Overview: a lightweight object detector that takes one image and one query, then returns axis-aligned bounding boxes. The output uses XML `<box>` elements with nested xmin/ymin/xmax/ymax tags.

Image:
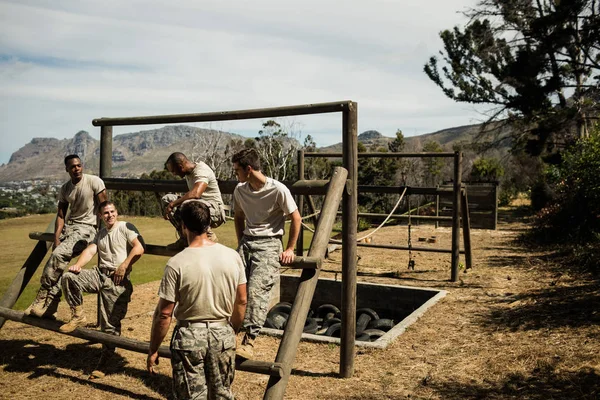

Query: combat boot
<box><xmin>41</xmin><ymin>294</ymin><xmax>60</xmax><ymax>320</ymax></box>
<box><xmin>59</xmin><ymin>305</ymin><xmax>87</xmax><ymax>333</ymax></box>
<box><xmin>24</xmin><ymin>288</ymin><xmax>48</xmax><ymax>316</ymax></box>
<box><xmin>236</xmin><ymin>334</ymin><xmax>255</xmax><ymax>359</ymax></box>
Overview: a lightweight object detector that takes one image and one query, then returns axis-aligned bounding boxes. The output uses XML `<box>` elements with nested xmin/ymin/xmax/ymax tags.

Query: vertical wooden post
<box><xmin>461</xmin><ymin>188</ymin><xmax>473</xmax><ymax>270</ymax></box>
<box><xmin>451</xmin><ymin>151</ymin><xmax>462</xmax><ymax>282</ymax></box>
<box><xmin>296</xmin><ymin>150</ymin><xmax>305</xmax><ymax>257</ymax></box>
<box><xmin>264</xmin><ymin>167</ymin><xmax>348</xmax><ymax>400</ymax></box>
<box><xmin>435</xmin><ymin>186</ymin><xmax>440</xmax><ymax>229</ymax></box>
<box><xmin>341</xmin><ymin>102</ymin><xmax>358</xmax><ymax>378</ymax></box>
<box><xmin>493</xmin><ymin>181</ymin><xmax>499</xmax><ymax>230</ymax></box>
<box><xmin>99</xmin><ymin>126</ymin><xmax>113</xmax><ymax>179</ymax></box>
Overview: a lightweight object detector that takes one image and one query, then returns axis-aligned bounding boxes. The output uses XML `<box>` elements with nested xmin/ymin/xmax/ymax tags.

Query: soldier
<box><xmin>148</xmin><ymin>201</ymin><xmax>247</xmax><ymax>399</ymax></box>
<box><xmin>25</xmin><ymin>154</ymin><xmax>107</xmax><ymax>318</ymax></box>
<box><xmin>59</xmin><ymin>201</ymin><xmax>145</xmax><ymax>379</ymax></box>
<box><xmin>231</xmin><ymin>148</ymin><xmax>301</xmax><ymax>359</ymax></box>
<box><xmin>162</xmin><ymin>152</ymin><xmax>226</xmax><ymax>248</ymax></box>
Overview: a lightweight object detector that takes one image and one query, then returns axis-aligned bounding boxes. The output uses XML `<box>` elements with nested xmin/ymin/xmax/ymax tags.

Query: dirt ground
<box><xmin>1</xmin><ymin>205</ymin><xmax>599</xmax><ymax>399</ymax></box>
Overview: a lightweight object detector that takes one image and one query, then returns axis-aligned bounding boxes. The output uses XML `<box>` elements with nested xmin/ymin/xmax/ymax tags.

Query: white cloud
<box><xmin>0</xmin><ymin>0</ymin><xmax>482</xmax><ymax>164</ymax></box>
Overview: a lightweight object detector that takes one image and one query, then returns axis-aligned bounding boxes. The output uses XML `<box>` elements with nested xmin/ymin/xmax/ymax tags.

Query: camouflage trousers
<box><xmin>170</xmin><ymin>323</ymin><xmax>236</xmax><ymax>400</ymax></box>
<box><xmin>238</xmin><ymin>236</ymin><xmax>282</xmax><ymax>339</ymax></box>
<box><xmin>162</xmin><ymin>194</ymin><xmax>226</xmax><ymax>241</ymax></box>
<box><xmin>40</xmin><ymin>223</ymin><xmax>97</xmax><ymax>299</ymax></box>
<box><xmin>61</xmin><ymin>266</ymin><xmax>133</xmax><ymax>351</ymax></box>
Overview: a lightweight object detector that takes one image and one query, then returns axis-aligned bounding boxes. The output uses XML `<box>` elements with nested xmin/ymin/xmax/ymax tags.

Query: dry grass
<box><xmin>1</xmin><ymin>205</ymin><xmax>599</xmax><ymax>399</ymax></box>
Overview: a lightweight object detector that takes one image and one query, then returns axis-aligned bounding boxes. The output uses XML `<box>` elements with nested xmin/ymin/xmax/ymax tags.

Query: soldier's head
<box><xmin>180</xmin><ymin>201</ymin><xmax>210</xmax><ymax>237</ymax></box>
<box><xmin>231</xmin><ymin>148</ymin><xmax>261</xmax><ymax>183</ymax></box>
<box><xmin>98</xmin><ymin>200</ymin><xmax>118</xmax><ymax>229</ymax></box>
<box><xmin>165</xmin><ymin>152</ymin><xmax>190</xmax><ymax>178</ymax></box>
<box><xmin>64</xmin><ymin>154</ymin><xmax>83</xmax><ymax>183</ymax></box>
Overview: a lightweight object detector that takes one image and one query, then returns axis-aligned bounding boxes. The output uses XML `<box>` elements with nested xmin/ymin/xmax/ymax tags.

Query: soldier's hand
<box><xmin>164</xmin><ymin>202</ymin><xmax>174</xmax><ymax>220</ymax></box>
<box><xmin>279</xmin><ymin>249</ymin><xmax>295</xmax><ymax>265</ymax></box>
<box><xmin>68</xmin><ymin>264</ymin><xmax>82</xmax><ymax>274</ymax></box>
<box><xmin>113</xmin><ymin>264</ymin><xmax>127</xmax><ymax>285</ymax></box>
<box><xmin>147</xmin><ymin>352</ymin><xmax>159</xmax><ymax>374</ymax></box>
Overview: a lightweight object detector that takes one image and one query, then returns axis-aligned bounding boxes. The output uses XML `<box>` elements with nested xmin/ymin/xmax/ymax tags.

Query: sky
<box><xmin>0</xmin><ymin>0</ymin><xmax>486</xmax><ymax>165</ymax></box>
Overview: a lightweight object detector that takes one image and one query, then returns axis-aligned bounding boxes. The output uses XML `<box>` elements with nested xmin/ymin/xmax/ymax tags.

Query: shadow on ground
<box><xmin>429</xmin><ymin>364</ymin><xmax>600</xmax><ymax>399</ymax></box>
<box><xmin>0</xmin><ymin>339</ymin><xmax>171</xmax><ymax>399</ymax></box>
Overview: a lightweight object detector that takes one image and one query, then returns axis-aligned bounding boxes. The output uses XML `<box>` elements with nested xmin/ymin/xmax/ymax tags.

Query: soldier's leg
<box><xmin>59</xmin><ymin>268</ymin><xmax>101</xmax><ymax>332</ymax></box>
<box><xmin>205</xmin><ymin>325</ymin><xmax>236</xmax><ymax>400</ymax></box>
<box><xmin>242</xmin><ymin>238</ymin><xmax>282</xmax><ymax>339</ymax></box>
<box><xmin>170</xmin><ymin>326</ymin><xmax>209</xmax><ymax>400</ymax></box>
<box><xmin>162</xmin><ymin>193</ymin><xmax>183</xmax><ymax>231</ymax></box>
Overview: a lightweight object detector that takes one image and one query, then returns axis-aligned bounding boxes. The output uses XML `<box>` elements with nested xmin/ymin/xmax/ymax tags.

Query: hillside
<box><xmin>0</xmin><ymin>126</ymin><xmax>244</xmax><ymax>182</ymax></box>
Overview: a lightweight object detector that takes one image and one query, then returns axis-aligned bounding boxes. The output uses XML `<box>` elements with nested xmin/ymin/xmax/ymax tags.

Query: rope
<box><xmin>305</xmin><ymin>187</ymin><xmax>408</xmax><ymax>244</ymax></box>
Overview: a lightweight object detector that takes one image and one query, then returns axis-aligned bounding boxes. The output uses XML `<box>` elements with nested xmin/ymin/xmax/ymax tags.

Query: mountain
<box><xmin>0</xmin><ymin>126</ymin><xmax>244</xmax><ymax>182</ymax></box>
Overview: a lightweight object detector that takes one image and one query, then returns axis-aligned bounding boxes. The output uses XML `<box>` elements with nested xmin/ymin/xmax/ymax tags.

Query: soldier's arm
<box><xmin>147</xmin><ymin>298</ymin><xmax>175</xmax><ymax>374</ymax></box>
<box><xmin>280</xmin><ymin>209</ymin><xmax>301</xmax><ymax>265</ymax></box>
<box><xmin>165</xmin><ymin>181</ymin><xmax>208</xmax><ymax>215</ymax></box>
<box><xmin>230</xmin><ymin>283</ymin><xmax>247</xmax><ymax>333</ymax></box>
<box><xmin>69</xmin><ymin>243</ymin><xmax>98</xmax><ymax>274</ymax></box>
<box><xmin>113</xmin><ymin>237</ymin><xmax>144</xmax><ymax>285</ymax></box>
<box><xmin>53</xmin><ymin>201</ymin><xmax>69</xmax><ymax>249</ymax></box>
<box><xmin>234</xmin><ymin>208</ymin><xmax>246</xmax><ymax>246</ymax></box>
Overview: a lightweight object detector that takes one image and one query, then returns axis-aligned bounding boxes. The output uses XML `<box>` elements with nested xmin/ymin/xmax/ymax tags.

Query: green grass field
<box><xmin>0</xmin><ymin>214</ymin><xmax>313</xmax><ymax>310</ymax></box>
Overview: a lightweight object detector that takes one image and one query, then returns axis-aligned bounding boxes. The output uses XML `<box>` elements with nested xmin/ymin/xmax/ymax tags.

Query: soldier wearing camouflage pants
<box><xmin>59</xmin><ymin>201</ymin><xmax>145</xmax><ymax>379</ymax></box>
<box><xmin>162</xmin><ymin>152</ymin><xmax>226</xmax><ymax>248</ymax></box>
<box><xmin>25</xmin><ymin>154</ymin><xmax>107</xmax><ymax>319</ymax></box>
<box><xmin>148</xmin><ymin>201</ymin><xmax>247</xmax><ymax>400</ymax></box>
<box><xmin>231</xmin><ymin>148</ymin><xmax>301</xmax><ymax>359</ymax></box>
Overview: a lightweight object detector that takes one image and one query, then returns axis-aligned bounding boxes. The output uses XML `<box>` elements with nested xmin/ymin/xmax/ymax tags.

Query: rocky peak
<box><xmin>358</xmin><ymin>130</ymin><xmax>383</xmax><ymax>140</ymax></box>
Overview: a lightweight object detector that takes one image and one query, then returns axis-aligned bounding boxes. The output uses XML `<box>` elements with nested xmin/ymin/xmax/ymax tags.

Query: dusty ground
<box><xmin>1</xmin><ymin>205</ymin><xmax>599</xmax><ymax>399</ymax></box>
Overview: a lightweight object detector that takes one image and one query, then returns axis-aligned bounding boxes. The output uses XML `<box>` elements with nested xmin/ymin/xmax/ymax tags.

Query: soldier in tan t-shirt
<box><xmin>148</xmin><ymin>201</ymin><xmax>246</xmax><ymax>399</ymax></box>
<box><xmin>59</xmin><ymin>200</ymin><xmax>145</xmax><ymax>379</ymax></box>
<box><xmin>25</xmin><ymin>154</ymin><xmax>107</xmax><ymax>319</ymax></box>
<box><xmin>162</xmin><ymin>152</ymin><xmax>226</xmax><ymax>248</ymax></box>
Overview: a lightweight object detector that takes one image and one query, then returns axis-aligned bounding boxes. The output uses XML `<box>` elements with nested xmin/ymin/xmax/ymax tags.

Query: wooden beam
<box><xmin>461</xmin><ymin>189</ymin><xmax>474</xmax><ymax>270</ymax></box>
<box><xmin>264</xmin><ymin>166</ymin><xmax>348</xmax><ymax>399</ymax></box>
<box><xmin>304</xmin><ymin>152</ymin><xmax>456</xmax><ymax>158</ymax></box>
<box><xmin>451</xmin><ymin>152</ymin><xmax>462</xmax><ymax>282</ymax></box>
<box><xmin>0</xmin><ymin>306</ymin><xmax>284</xmax><ymax>378</ymax></box>
<box><xmin>92</xmin><ymin>101</ymin><xmax>351</xmax><ymax>127</ymax></box>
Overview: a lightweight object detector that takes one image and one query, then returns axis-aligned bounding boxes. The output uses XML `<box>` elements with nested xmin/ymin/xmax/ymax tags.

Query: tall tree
<box><xmin>424</xmin><ymin>0</ymin><xmax>600</xmax><ymax>158</ymax></box>
<box><xmin>249</xmin><ymin>120</ymin><xmax>300</xmax><ymax>181</ymax></box>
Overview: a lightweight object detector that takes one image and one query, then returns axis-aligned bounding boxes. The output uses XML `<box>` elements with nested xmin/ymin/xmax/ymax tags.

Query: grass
<box><xmin>0</xmin><ymin>213</ymin><xmax>314</xmax><ymax>310</ymax></box>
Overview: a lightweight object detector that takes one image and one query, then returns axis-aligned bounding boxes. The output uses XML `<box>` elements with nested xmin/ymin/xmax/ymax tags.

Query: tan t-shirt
<box><xmin>233</xmin><ymin>177</ymin><xmax>298</xmax><ymax>237</ymax></box>
<box><xmin>185</xmin><ymin>161</ymin><xmax>224</xmax><ymax>206</ymax></box>
<box><xmin>59</xmin><ymin>174</ymin><xmax>106</xmax><ymax>226</ymax></box>
<box><xmin>95</xmin><ymin>221</ymin><xmax>140</xmax><ymax>272</ymax></box>
<box><xmin>158</xmin><ymin>244</ymin><xmax>246</xmax><ymax>321</ymax></box>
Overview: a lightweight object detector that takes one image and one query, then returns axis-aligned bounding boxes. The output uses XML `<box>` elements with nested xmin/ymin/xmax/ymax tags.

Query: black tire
<box><xmin>367</xmin><ymin>318</ymin><xmax>395</xmax><ymax>332</ymax></box>
<box><xmin>357</xmin><ymin>307</ymin><xmax>379</xmax><ymax>321</ymax></box>
<box><xmin>356</xmin><ymin>313</ymin><xmax>371</xmax><ymax>335</ymax></box>
<box><xmin>363</xmin><ymin>328</ymin><xmax>386</xmax><ymax>342</ymax></box>
<box><xmin>316</xmin><ymin>304</ymin><xmax>341</xmax><ymax>321</ymax></box>
<box><xmin>322</xmin><ymin>317</ymin><xmax>341</xmax><ymax>329</ymax></box>
<box><xmin>268</xmin><ymin>302</ymin><xmax>292</xmax><ymax>317</ymax></box>
<box><xmin>264</xmin><ymin>311</ymin><xmax>289</xmax><ymax>330</ymax></box>
<box><xmin>324</xmin><ymin>322</ymin><xmax>342</xmax><ymax>338</ymax></box>
<box><xmin>356</xmin><ymin>333</ymin><xmax>370</xmax><ymax>342</ymax></box>
<box><xmin>303</xmin><ymin>317</ymin><xmax>319</xmax><ymax>334</ymax></box>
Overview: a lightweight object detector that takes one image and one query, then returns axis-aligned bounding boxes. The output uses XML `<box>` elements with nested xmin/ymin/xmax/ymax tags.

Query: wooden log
<box><xmin>92</xmin><ymin>101</ymin><xmax>351</xmax><ymax>126</ymax></box>
<box><xmin>0</xmin><ymin>306</ymin><xmax>284</xmax><ymax>378</ymax></box>
<box><xmin>100</xmin><ymin>126</ymin><xmax>112</xmax><ymax>179</ymax></box>
<box><xmin>336</xmin><ymin>211</ymin><xmax>453</xmax><ymax>221</ymax></box>
<box><xmin>296</xmin><ymin>149</ymin><xmax>305</xmax><ymax>257</ymax></box>
<box><xmin>353</xmin><ymin>242</ymin><xmax>466</xmax><ymax>254</ymax></box>
<box><xmin>461</xmin><ymin>190</ymin><xmax>473</xmax><ymax>270</ymax></box>
<box><xmin>304</xmin><ymin>152</ymin><xmax>456</xmax><ymax>158</ymax></box>
<box><xmin>341</xmin><ymin>102</ymin><xmax>358</xmax><ymax>379</ymax></box>
<box><xmin>0</xmin><ymin>220</ymin><xmax>54</xmax><ymax>329</ymax></box>
<box><xmin>264</xmin><ymin>166</ymin><xmax>348</xmax><ymax>399</ymax></box>
<box><xmin>451</xmin><ymin>152</ymin><xmax>462</xmax><ymax>282</ymax></box>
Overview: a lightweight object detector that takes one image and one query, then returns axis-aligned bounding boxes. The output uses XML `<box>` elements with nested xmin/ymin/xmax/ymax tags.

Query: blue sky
<box><xmin>0</xmin><ymin>0</ymin><xmax>486</xmax><ymax>165</ymax></box>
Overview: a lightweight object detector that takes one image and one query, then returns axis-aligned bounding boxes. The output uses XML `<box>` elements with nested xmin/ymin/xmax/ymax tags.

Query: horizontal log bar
<box><xmin>342</xmin><ymin>212</ymin><xmax>453</xmax><ymax>221</ymax></box>
<box><xmin>92</xmin><ymin>101</ymin><xmax>351</xmax><ymax>126</ymax></box>
<box><xmin>103</xmin><ymin>178</ymin><xmax>333</xmax><ymax>196</ymax></box>
<box><xmin>29</xmin><ymin>233</ymin><xmax>319</xmax><ymax>269</ymax></box>
<box><xmin>331</xmin><ymin>241</ymin><xmax>465</xmax><ymax>254</ymax></box>
<box><xmin>304</xmin><ymin>152</ymin><xmax>456</xmax><ymax>158</ymax></box>
<box><xmin>357</xmin><ymin>185</ymin><xmax>454</xmax><ymax>196</ymax></box>
<box><xmin>0</xmin><ymin>306</ymin><xmax>284</xmax><ymax>378</ymax></box>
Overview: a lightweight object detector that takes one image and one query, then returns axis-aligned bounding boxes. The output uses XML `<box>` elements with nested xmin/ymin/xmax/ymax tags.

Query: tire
<box><xmin>367</xmin><ymin>318</ymin><xmax>395</xmax><ymax>332</ymax></box>
<box><xmin>324</xmin><ymin>322</ymin><xmax>342</xmax><ymax>338</ymax></box>
<box><xmin>264</xmin><ymin>311</ymin><xmax>289</xmax><ymax>330</ymax></box>
<box><xmin>316</xmin><ymin>304</ymin><xmax>341</xmax><ymax>321</ymax></box>
<box><xmin>357</xmin><ymin>307</ymin><xmax>379</xmax><ymax>321</ymax></box>
<box><xmin>303</xmin><ymin>317</ymin><xmax>319</xmax><ymax>334</ymax></box>
<box><xmin>363</xmin><ymin>328</ymin><xmax>386</xmax><ymax>341</ymax></box>
<box><xmin>356</xmin><ymin>313</ymin><xmax>371</xmax><ymax>335</ymax></box>
<box><xmin>268</xmin><ymin>302</ymin><xmax>292</xmax><ymax>317</ymax></box>
<box><xmin>356</xmin><ymin>333</ymin><xmax>370</xmax><ymax>342</ymax></box>
<box><xmin>321</xmin><ymin>317</ymin><xmax>341</xmax><ymax>329</ymax></box>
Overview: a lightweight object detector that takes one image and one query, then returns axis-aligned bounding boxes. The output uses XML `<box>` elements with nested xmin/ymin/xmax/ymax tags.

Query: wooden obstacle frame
<box><xmin>0</xmin><ymin>101</ymin><xmax>358</xmax><ymax>400</ymax></box>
